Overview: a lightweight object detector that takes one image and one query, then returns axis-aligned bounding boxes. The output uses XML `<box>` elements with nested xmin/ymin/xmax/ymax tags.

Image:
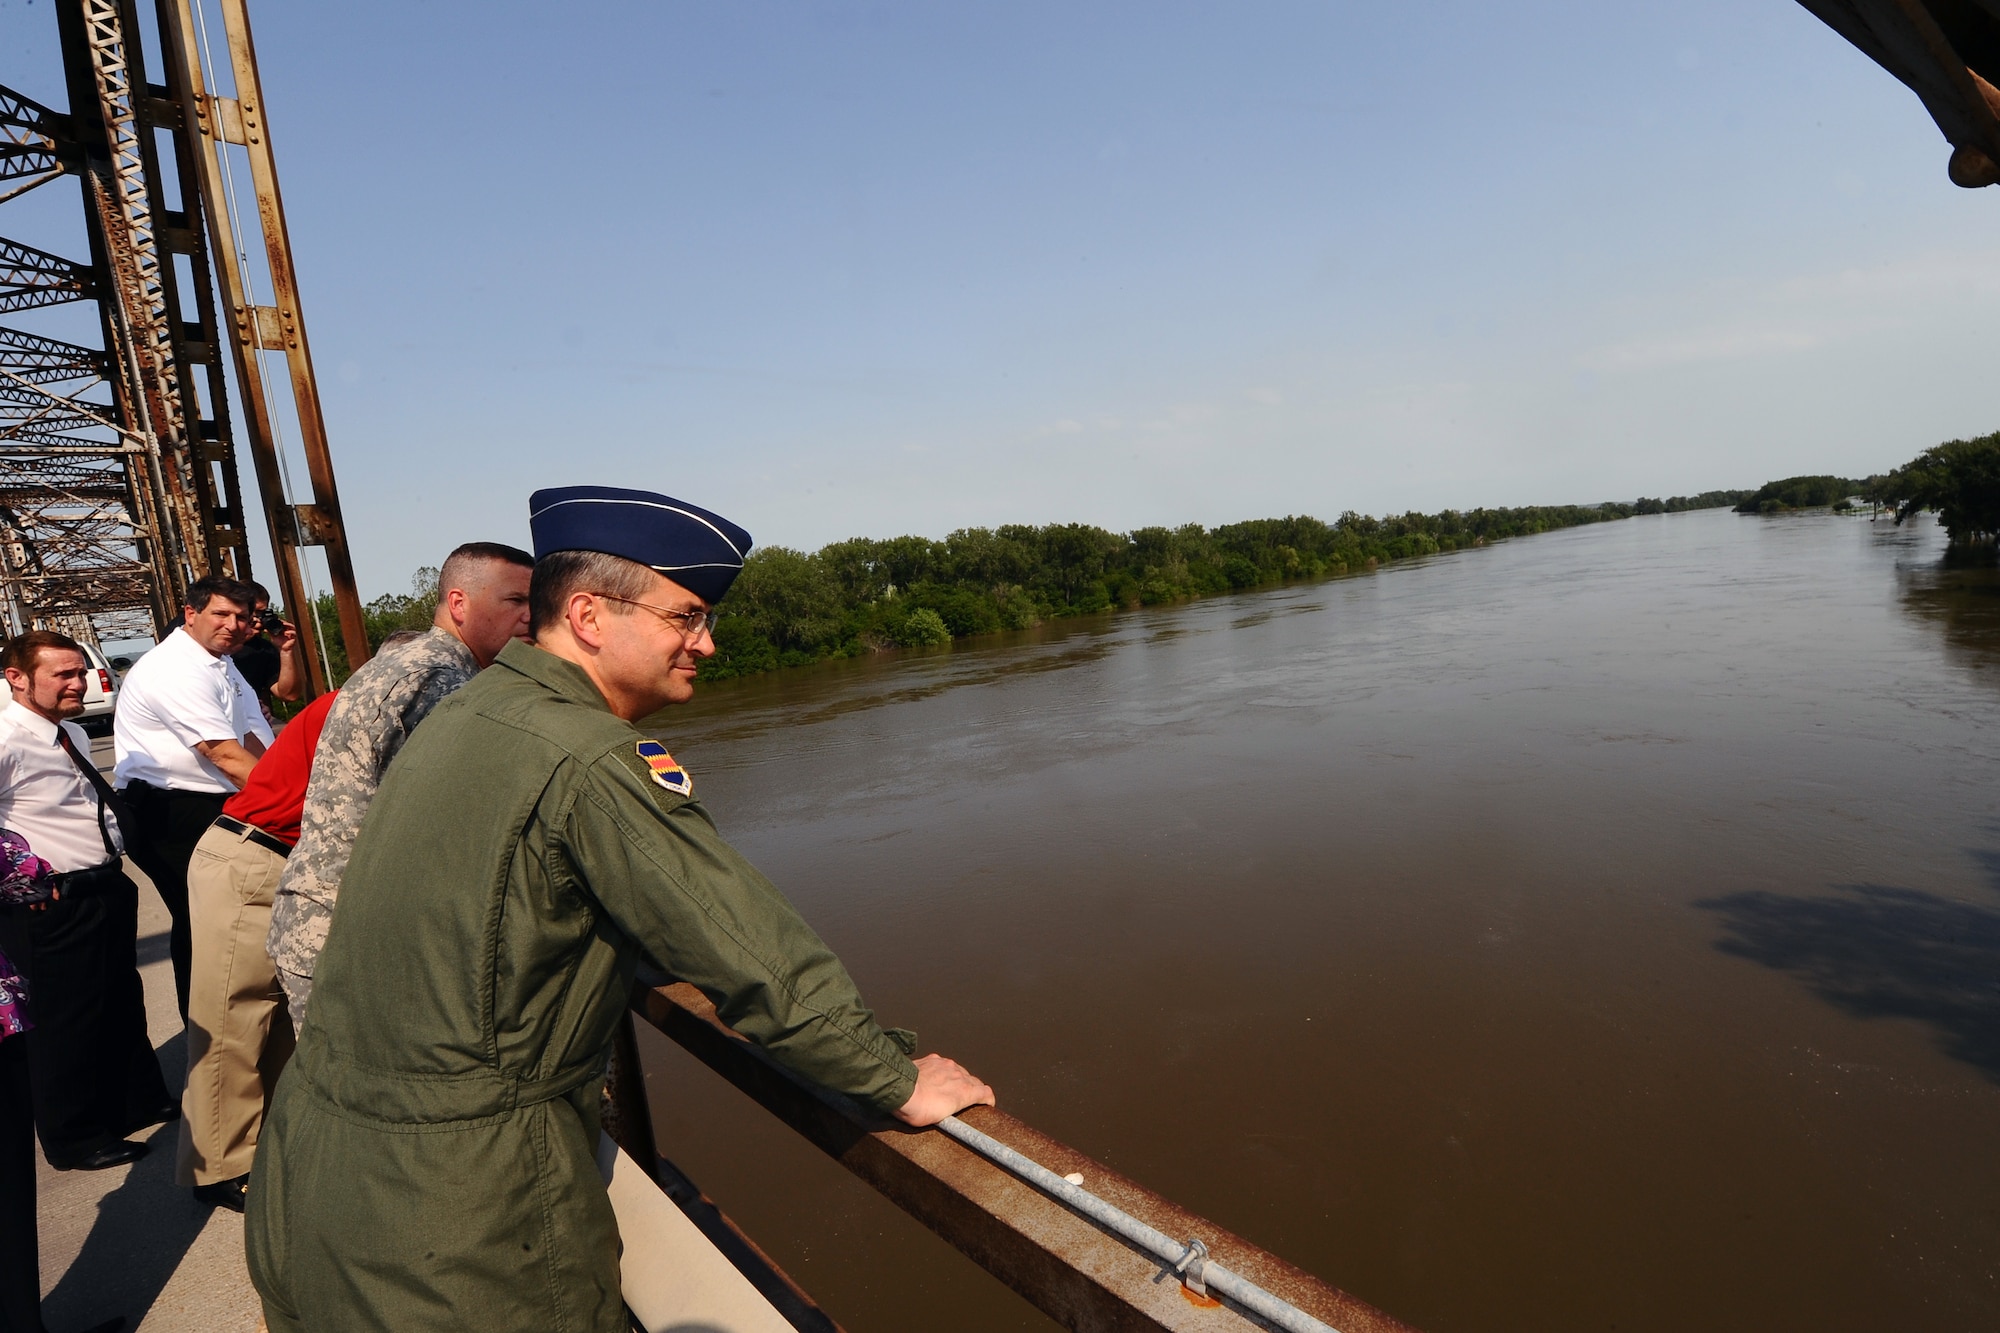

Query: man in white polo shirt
<box><xmin>0</xmin><ymin>629</ymin><xmax>173</xmax><ymax>1172</ymax></box>
<box><xmin>114</xmin><ymin>574</ymin><xmax>274</xmax><ymax>1020</ymax></box>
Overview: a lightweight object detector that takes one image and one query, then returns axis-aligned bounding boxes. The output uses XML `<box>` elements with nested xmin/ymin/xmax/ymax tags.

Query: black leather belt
<box><xmin>212</xmin><ymin>814</ymin><xmax>291</xmax><ymax>859</ymax></box>
<box><xmin>52</xmin><ymin>861</ymin><xmax>125</xmax><ymax>891</ymax></box>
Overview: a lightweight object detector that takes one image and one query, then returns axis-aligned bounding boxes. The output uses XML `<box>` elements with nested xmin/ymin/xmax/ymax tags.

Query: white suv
<box><xmin>75</xmin><ymin>641</ymin><xmax>120</xmax><ymax>737</ymax></box>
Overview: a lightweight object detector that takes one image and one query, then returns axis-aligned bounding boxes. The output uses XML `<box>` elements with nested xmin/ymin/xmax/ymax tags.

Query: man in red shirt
<box><xmin>175</xmin><ymin>681</ymin><xmax>340</xmax><ymax>1213</ymax></box>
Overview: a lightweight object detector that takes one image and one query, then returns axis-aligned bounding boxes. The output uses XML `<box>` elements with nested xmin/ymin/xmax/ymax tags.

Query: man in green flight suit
<box><xmin>245</xmin><ymin>485</ymin><xmax>994</xmax><ymax>1332</ymax></box>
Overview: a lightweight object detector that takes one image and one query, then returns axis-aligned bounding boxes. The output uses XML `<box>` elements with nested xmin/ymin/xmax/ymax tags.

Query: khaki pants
<box><xmin>177</xmin><ymin>822</ymin><xmax>296</xmax><ymax>1186</ymax></box>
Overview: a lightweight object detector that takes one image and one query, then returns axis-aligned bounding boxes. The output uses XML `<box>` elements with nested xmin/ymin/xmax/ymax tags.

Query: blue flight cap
<box><xmin>528</xmin><ymin>485</ymin><xmax>753</xmax><ymax>604</ymax></box>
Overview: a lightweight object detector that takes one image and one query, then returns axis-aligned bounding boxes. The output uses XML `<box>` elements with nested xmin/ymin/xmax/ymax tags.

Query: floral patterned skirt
<box><xmin>0</xmin><ymin>951</ymin><xmax>25</xmax><ymax>1040</ymax></box>
<box><xmin>0</xmin><ymin>826</ymin><xmax>59</xmax><ymax>1040</ymax></box>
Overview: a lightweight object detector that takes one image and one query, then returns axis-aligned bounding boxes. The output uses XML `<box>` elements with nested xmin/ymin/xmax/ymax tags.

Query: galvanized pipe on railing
<box><xmin>935</xmin><ymin>1115</ymin><xmax>1338</xmax><ymax>1333</ymax></box>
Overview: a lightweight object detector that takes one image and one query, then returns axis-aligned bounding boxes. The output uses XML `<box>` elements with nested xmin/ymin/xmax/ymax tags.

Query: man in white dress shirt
<box><xmin>113</xmin><ymin>575</ymin><xmax>273</xmax><ymax>1020</ymax></box>
<box><xmin>0</xmin><ymin>630</ymin><xmax>173</xmax><ymax>1171</ymax></box>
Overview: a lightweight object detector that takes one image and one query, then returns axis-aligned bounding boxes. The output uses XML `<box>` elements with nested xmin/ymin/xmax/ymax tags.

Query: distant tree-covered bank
<box><xmin>700</xmin><ymin>493</ymin><xmax>1751</xmax><ymax>680</ymax></box>
<box><xmin>1635</xmin><ymin>490</ymin><xmax>1756</xmax><ymax>515</ymax></box>
<box><xmin>297</xmin><ymin>491</ymin><xmax>1753</xmax><ymax>687</ymax></box>
<box><xmin>1733</xmin><ymin>476</ymin><xmax>1864</xmax><ymax>513</ymax></box>
<box><xmin>1869</xmin><ymin>431</ymin><xmax>2000</xmax><ymax>548</ymax></box>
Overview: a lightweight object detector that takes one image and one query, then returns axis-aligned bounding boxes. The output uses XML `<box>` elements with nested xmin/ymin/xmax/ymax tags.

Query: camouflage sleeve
<box><xmin>563</xmin><ymin>744</ymin><xmax>920</xmax><ymax>1117</ymax></box>
<box><xmin>273</xmin><ymin>961</ymin><xmax>313</xmax><ymax>1026</ymax></box>
<box><xmin>267</xmin><ymin>654</ymin><xmax>472</xmax><ymax>1002</ymax></box>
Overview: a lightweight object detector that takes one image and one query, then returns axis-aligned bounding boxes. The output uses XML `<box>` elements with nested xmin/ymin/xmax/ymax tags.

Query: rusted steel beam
<box><xmin>158</xmin><ymin>0</ymin><xmax>368</xmax><ymax>690</ymax></box>
<box><xmin>0</xmin><ymin>237</ymin><xmax>96</xmax><ymax>314</ymax></box>
<box><xmin>634</xmin><ymin>982</ymin><xmax>1418</xmax><ymax>1333</ymax></box>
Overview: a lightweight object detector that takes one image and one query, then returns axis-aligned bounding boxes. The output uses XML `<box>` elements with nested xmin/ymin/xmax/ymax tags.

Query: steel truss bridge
<box><xmin>1</xmin><ymin>0</ymin><xmax>366</xmax><ymax>691</ymax></box>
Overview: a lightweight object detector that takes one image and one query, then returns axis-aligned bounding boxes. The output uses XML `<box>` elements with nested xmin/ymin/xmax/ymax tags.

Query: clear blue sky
<box><xmin>4</xmin><ymin>1</ymin><xmax>1995</xmax><ymax>599</ymax></box>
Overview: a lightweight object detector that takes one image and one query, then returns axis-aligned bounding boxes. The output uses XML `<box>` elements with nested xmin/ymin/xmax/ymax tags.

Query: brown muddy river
<box><xmin>634</xmin><ymin>506</ymin><xmax>2000</xmax><ymax>1332</ymax></box>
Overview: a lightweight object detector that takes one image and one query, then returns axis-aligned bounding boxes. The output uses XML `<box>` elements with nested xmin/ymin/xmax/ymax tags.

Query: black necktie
<box><xmin>54</xmin><ymin>726</ymin><xmax>125</xmax><ymax>862</ymax></box>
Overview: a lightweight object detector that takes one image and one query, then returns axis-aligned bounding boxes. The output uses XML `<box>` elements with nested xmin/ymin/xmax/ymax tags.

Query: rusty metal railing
<box><xmin>610</xmin><ymin>981</ymin><xmax>1419</xmax><ymax>1333</ymax></box>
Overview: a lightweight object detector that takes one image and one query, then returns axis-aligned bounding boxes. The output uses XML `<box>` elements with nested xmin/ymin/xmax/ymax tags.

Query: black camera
<box><xmin>259</xmin><ymin>611</ymin><xmax>286</xmax><ymax>636</ymax></box>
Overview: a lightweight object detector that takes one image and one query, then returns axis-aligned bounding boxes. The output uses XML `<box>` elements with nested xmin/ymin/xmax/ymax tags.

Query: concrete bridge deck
<box><xmin>33</xmin><ymin>858</ymin><xmax>262</xmax><ymax>1332</ymax></box>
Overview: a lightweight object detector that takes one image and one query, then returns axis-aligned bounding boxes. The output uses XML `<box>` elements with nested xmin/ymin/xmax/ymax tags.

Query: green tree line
<box><xmin>278</xmin><ymin>422</ymin><xmax>2000</xmax><ymax>690</ymax></box>
<box><xmin>1634</xmin><ymin>490</ymin><xmax>1756</xmax><ymax>515</ymax></box>
<box><xmin>1869</xmin><ymin>429</ymin><xmax>2000</xmax><ymax>547</ymax></box>
<box><xmin>1732</xmin><ymin>476</ymin><xmax>1863</xmax><ymax>513</ymax></box>
<box><xmin>1720</xmin><ymin>429</ymin><xmax>2000</xmax><ymax>545</ymax></box>
<box><xmin>700</xmin><ymin>494</ymin><xmax>1750</xmax><ymax>679</ymax></box>
<box><xmin>293</xmin><ymin>492</ymin><xmax>1756</xmax><ymax>687</ymax></box>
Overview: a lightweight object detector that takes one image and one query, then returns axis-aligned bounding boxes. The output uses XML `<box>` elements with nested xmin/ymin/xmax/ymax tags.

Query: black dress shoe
<box><xmin>192</xmin><ymin>1173</ymin><xmax>248</xmax><ymax>1213</ymax></box>
<box><xmin>71</xmin><ymin>1317</ymin><xmax>126</xmax><ymax>1333</ymax></box>
<box><xmin>58</xmin><ymin>1140</ymin><xmax>147</xmax><ymax>1171</ymax></box>
<box><xmin>148</xmin><ymin>1102</ymin><xmax>182</xmax><ymax>1124</ymax></box>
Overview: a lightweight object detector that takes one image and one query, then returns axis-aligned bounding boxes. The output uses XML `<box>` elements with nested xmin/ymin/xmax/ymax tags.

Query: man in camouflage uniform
<box><xmin>267</xmin><ymin>542</ymin><xmax>532</xmax><ymax>1022</ymax></box>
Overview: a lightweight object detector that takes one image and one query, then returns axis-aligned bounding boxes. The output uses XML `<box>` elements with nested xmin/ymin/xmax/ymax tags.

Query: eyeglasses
<box><xmin>594</xmin><ymin>594</ymin><xmax>719</xmax><ymax>638</ymax></box>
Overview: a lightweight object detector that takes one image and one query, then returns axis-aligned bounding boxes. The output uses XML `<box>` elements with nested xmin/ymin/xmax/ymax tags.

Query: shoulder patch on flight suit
<box><xmin>635</xmin><ymin>739</ymin><xmax>693</xmax><ymax>797</ymax></box>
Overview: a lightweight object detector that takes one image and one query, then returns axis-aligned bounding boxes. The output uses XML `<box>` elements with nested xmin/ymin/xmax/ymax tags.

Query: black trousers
<box><xmin>118</xmin><ymin>783</ymin><xmax>226</xmax><ymax>1021</ymax></box>
<box><xmin>0</xmin><ymin>870</ymin><xmax>168</xmax><ymax>1169</ymax></box>
<box><xmin>0</xmin><ymin>1036</ymin><xmax>40</xmax><ymax>1333</ymax></box>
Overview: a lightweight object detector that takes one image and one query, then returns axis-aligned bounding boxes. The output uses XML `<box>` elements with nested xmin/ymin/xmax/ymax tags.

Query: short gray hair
<box><xmin>529</xmin><ymin>549</ymin><xmax>656</xmax><ymax>636</ymax></box>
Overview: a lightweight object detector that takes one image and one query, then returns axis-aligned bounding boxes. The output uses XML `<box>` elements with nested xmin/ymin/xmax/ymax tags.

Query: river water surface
<box><xmin>635</xmin><ymin>506</ymin><xmax>2000</xmax><ymax>1332</ymax></box>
